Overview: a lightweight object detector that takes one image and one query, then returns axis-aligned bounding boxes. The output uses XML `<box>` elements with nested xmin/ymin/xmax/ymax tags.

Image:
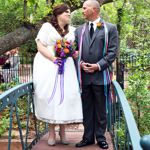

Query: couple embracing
<box><xmin>33</xmin><ymin>0</ymin><xmax>118</xmax><ymax>149</ymax></box>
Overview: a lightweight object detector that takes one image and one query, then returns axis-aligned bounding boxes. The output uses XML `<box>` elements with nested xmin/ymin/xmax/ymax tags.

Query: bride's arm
<box><xmin>36</xmin><ymin>40</ymin><xmax>57</xmax><ymax>62</ymax></box>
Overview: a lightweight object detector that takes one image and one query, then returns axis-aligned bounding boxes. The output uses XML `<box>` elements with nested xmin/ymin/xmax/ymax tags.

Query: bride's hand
<box><xmin>72</xmin><ymin>51</ymin><xmax>79</xmax><ymax>59</ymax></box>
<box><xmin>53</xmin><ymin>57</ymin><xmax>62</xmax><ymax>66</ymax></box>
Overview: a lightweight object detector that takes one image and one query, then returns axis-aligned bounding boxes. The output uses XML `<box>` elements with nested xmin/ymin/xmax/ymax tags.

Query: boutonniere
<box><xmin>96</xmin><ymin>22</ymin><xmax>103</xmax><ymax>29</ymax></box>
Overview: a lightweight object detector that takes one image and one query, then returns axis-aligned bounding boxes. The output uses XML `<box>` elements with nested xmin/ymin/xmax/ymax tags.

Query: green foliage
<box><xmin>0</xmin><ymin>77</ymin><xmax>19</xmax><ymax>92</ymax></box>
<box><xmin>27</xmin><ymin>1</ymin><xmax>52</xmax><ymax>24</ymax></box>
<box><xmin>100</xmin><ymin>3</ymin><xmax>118</xmax><ymax>24</ymax></box>
<box><xmin>71</xmin><ymin>3</ymin><xmax>118</xmax><ymax>26</ymax></box>
<box><xmin>71</xmin><ymin>9</ymin><xmax>85</xmax><ymax>26</ymax></box>
<box><xmin>125</xmin><ymin>69</ymin><xmax>150</xmax><ymax>135</ymax></box>
<box><xmin>117</xmin><ymin>127</ymin><xmax>124</xmax><ymax>138</ymax></box>
<box><xmin>20</xmin><ymin>39</ymin><xmax>37</xmax><ymax>55</ymax></box>
<box><xmin>0</xmin><ymin>94</ymin><xmax>31</xmax><ymax>137</ymax></box>
<box><xmin>117</xmin><ymin>0</ymin><xmax>150</xmax><ymax>53</ymax></box>
<box><xmin>0</xmin><ymin>0</ymin><xmax>52</xmax><ymax>35</ymax></box>
<box><xmin>0</xmin><ymin>0</ymin><xmax>150</xmax><ymax>55</ymax></box>
<box><xmin>0</xmin><ymin>116</ymin><xmax>9</xmax><ymax>137</ymax></box>
<box><xmin>0</xmin><ymin>0</ymin><xmax>22</xmax><ymax>36</ymax></box>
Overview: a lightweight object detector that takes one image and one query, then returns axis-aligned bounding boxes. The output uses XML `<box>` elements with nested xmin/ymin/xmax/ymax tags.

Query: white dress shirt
<box><xmin>89</xmin><ymin>17</ymin><xmax>101</xmax><ymax>71</ymax></box>
<box><xmin>89</xmin><ymin>17</ymin><xmax>101</xmax><ymax>31</ymax></box>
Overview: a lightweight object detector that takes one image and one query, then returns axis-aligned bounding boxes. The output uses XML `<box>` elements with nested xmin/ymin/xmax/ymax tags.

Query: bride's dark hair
<box><xmin>50</xmin><ymin>4</ymin><xmax>70</xmax><ymax>37</ymax></box>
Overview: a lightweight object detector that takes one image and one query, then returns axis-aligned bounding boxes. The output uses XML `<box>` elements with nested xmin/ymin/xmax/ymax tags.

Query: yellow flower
<box><xmin>96</xmin><ymin>22</ymin><xmax>102</xmax><ymax>29</ymax></box>
<box><xmin>56</xmin><ymin>40</ymin><xmax>61</xmax><ymax>44</ymax></box>
<box><xmin>57</xmin><ymin>44</ymin><xmax>62</xmax><ymax>48</ymax></box>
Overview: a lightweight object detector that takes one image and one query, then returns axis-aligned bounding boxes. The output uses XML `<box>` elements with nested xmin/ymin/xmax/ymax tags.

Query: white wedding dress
<box><xmin>33</xmin><ymin>22</ymin><xmax>83</xmax><ymax>124</ymax></box>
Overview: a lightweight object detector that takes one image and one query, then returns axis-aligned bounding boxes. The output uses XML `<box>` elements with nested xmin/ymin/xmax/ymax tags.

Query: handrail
<box><xmin>0</xmin><ymin>82</ymin><xmax>48</xmax><ymax>150</ymax></box>
<box><xmin>0</xmin><ymin>81</ymin><xmax>149</xmax><ymax>150</ymax></box>
<box><xmin>112</xmin><ymin>81</ymin><xmax>142</xmax><ymax>150</ymax></box>
<box><xmin>0</xmin><ymin>82</ymin><xmax>33</xmax><ymax>111</ymax></box>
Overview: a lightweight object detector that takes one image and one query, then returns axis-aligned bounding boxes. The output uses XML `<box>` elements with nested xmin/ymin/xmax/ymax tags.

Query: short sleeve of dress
<box><xmin>35</xmin><ymin>23</ymin><xmax>50</xmax><ymax>46</ymax></box>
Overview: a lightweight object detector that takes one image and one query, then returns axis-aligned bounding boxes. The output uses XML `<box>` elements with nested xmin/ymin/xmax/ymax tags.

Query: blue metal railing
<box><xmin>0</xmin><ymin>81</ymin><xmax>150</xmax><ymax>150</ymax></box>
<box><xmin>107</xmin><ymin>81</ymin><xmax>150</xmax><ymax>150</ymax></box>
<box><xmin>0</xmin><ymin>82</ymin><xmax>48</xmax><ymax>150</ymax></box>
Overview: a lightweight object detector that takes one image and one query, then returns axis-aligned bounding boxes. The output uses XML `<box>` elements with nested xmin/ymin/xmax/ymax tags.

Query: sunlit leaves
<box><xmin>101</xmin><ymin>3</ymin><xmax>118</xmax><ymax>23</ymax></box>
<box><xmin>113</xmin><ymin>0</ymin><xmax>150</xmax><ymax>52</ymax></box>
<box><xmin>28</xmin><ymin>0</ymin><xmax>36</xmax><ymax>5</ymax></box>
<box><xmin>71</xmin><ymin>9</ymin><xmax>85</xmax><ymax>26</ymax></box>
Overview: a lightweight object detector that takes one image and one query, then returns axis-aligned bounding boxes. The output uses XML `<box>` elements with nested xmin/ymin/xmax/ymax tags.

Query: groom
<box><xmin>75</xmin><ymin>0</ymin><xmax>118</xmax><ymax>149</ymax></box>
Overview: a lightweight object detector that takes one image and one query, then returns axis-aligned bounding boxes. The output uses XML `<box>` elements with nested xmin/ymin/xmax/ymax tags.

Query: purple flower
<box><xmin>60</xmin><ymin>51</ymin><xmax>66</xmax><ymax>58</ymax></box>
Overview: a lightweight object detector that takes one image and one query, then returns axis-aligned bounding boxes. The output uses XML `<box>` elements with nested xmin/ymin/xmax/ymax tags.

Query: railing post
<box><xmin>140</xmin><ymin>135</ymin><xmax>150</xmax><ymax>150</ymax></box>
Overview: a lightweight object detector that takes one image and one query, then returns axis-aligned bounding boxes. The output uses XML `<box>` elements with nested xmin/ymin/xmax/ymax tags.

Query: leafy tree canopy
<box><xmin>0</xmin><ymin>0</ymin><xmax>150</xmax><ymax>54</ymax></box>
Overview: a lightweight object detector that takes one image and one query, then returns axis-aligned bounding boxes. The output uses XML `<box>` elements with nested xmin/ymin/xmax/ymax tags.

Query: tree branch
<box><xmin>0</xmin><ymin>0</ymin><xmax>114</xmax><ymax>55</ymax></box>
<box><xmin>0</xmin><ymin>27</ymin><xmax>37</xmax><ymax>55</ymax></box>
<box><xmin>98</xmin><ymin>0</ymin><xmax>113</xmax><ymax>5</ymax></box>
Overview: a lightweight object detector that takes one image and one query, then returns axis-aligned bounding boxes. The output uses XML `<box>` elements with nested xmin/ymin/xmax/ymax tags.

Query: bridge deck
<box><xmin>32</xmin><ymin>125</ymin><xmax>114</xmax><ymax>150</ymax></box>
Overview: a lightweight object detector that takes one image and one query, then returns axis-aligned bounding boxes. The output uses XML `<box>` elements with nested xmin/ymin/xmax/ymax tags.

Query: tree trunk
<box><xmin>116</xmin><ymin>8</ymin><xmax>124</xmax><ymax>88</ymax></box>
<box><xmin>0</xmin><ymin>27</ymin><xmax>37</xmax><ymax>55</ymax></box>
<box><xmin>98</xmin><ymin>0</ymin><xmax>113</xmax><ymax>5</ymax></box>
<box><xmin>23</xmin><ymin>0</ymin><xmax>27</xmax><ymax>20</ymax></box>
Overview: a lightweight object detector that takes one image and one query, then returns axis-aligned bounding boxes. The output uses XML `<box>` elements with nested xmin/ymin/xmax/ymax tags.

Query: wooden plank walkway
<box><xmin>32</xmin><ymin>125</ymin><xmax>114</xmax><ymax>150</ymax></box>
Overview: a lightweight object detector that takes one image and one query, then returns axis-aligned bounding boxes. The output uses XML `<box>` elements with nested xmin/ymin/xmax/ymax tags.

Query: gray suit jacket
<box><xmin>75</xmin><ymin>20</ymin><xmax>118</xmax><ymax>85</ymax></box>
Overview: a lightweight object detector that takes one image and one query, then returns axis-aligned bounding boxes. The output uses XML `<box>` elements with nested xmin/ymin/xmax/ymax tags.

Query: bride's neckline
<box><xmin>47</xmin><ymin>22</ymin><xmax>70</xmax><ymax>38</ymax></box>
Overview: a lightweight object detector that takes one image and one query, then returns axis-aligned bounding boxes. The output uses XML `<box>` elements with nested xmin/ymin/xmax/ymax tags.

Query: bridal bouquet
<box><xmin>55</xmin><ymin>39</ymin><xmax>75</xmax><ymax>59</ymax></box>
<box><xmin>48</xmin><ymin>39</ymin><xmax>76</xmax><ymax>104</ymax></box>
<box><xmin>54</xmin><ymin>39</ymin><xmax>75</xmax><ymax>74</ymax></box>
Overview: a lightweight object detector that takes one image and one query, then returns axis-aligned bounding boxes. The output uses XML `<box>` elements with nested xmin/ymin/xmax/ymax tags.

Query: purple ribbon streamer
<box><xmin>58</xmin><ymin>59</ymin><xmax>66</xmax><ymax>74</ymax></box>
<box><xmin>48</xmin><ymin>59</ymin><xmax>66</xmax><ymax>105</ymax></box>
<box><xmin>48</xmin><ymin>69</ymin><xmax>59</xmax><ymax>104</ymax></box>
<box><xmin>59</xmin><ymin>73</ymin><xmax>64</xmax><ymax>105</ymax></box>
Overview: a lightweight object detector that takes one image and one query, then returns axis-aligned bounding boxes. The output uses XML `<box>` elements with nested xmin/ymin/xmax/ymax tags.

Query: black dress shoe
<box><xmin>76</xmin><ymin>139</ymin><xmax>94</xmax><ymax>147</ymax></box>
<box><xmin>98</xmin><ymin>141</ymin><xmax>108</xmax><ymax>149</ymax></box>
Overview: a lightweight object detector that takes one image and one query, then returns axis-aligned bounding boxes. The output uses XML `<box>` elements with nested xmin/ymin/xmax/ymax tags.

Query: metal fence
<box><xmin>0</xmin><ymin>54</ymin><xmax>35</xmax><ymax>84</ymax></box>
<box><xmin>120</xmin><ymin>53</ymin><xmax>150</xmax><ymax>72</ymax></box>
<box><xmin>118</xmin><ymin>53</ymin><xmax>150</xmax><ymax>88</ymax></box>
<box><xmin>0</xmin><ymin>53</ymin><xmax>150</xmax><ymax>86</ymax></box>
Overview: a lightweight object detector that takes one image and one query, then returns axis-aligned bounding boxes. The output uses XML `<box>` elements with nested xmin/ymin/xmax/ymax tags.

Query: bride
<box><xmin>33</xmin><ymin>4</ymin><xmax>83</xmax><ymax>146</ymax></box>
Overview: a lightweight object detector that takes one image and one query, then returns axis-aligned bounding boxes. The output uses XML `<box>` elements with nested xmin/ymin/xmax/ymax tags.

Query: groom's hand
<box><xmin>81</xmin><ymin>62</ymin><xmax>91</xmax><ymax>73</ymax></box>
<box><xmin>81</xmin><ymin>62</ymin><xmax>95</xmax><ymax>73</ymax></box>
<box><xmin>86</xmin><ymin>63</ymin><xmax>99</xmax><ymax>73</ymax></box>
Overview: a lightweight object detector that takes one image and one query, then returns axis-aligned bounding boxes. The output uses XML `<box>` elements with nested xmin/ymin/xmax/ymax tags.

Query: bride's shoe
<box><xmin>59</xmin><ymin>125</ymin><xmax>69</xmax><ymax>145</ymax></box>
<box><xmin>48</xmin><ymin>126</ymin><xmax>56</xmax><ymax>146</ymax></box>
<box><xmin>47</xmin><ymin>136</ymin><xmax>56</xmax><ymax>146</ymax></box>
<box><xmin>59</xmin><ymin>131</ymin><xmax>69</xmax><ymax>145</ymax></box>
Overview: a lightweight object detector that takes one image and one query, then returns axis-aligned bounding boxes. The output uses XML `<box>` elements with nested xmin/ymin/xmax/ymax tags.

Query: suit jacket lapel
<box><xmin>84</xmin><ymin>23</ymin><xmax>90</xmax><ymax>47</ymax></box>
<box><xmin>89</xmin><ymin>19</ymin><xmax>104</xmax><ymax>47</ymax></box>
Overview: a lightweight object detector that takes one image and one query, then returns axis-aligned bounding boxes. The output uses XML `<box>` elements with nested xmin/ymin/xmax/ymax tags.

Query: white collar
<box><xmin>89</xmin><ymin>17</ymin><xmax>101</xmax><ymax>31</ymax></box>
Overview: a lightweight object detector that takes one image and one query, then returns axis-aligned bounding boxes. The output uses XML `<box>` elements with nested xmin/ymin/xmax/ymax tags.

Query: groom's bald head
<box><xmin>82</xmin><ymin>0</ymin><xmax>100</xmax><ymax>21</ymax></box>
<box><xmin>84</xmin><ymin>0</ymin><xmax>100</xmax><ymax>13</ymax></box>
